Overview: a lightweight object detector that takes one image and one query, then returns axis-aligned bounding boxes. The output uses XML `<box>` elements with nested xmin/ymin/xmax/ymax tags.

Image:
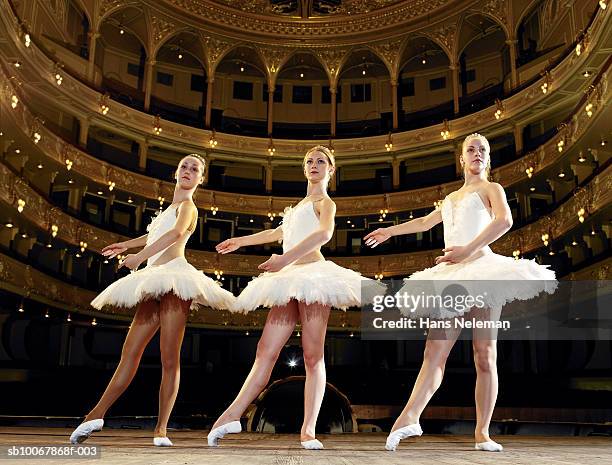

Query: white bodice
<box><xmin>145</xmin><ymin>205</ymin><xmax>193</xmax><ymax>265</ymax></box>
<box><xmin>441</xmin><ymin>191</ymin><xmax>494</xmax><ymax>250</ymax></box>
<box><xmin>280</xmin><ymin>201</ymin><xmax>320</xmax><ymax>253</ymax></box>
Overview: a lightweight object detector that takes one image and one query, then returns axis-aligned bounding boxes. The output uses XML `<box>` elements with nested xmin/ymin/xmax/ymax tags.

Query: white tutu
<box><xmin>232</xmin><ymin>259</ymin><xmax>385</xmax><ymax>313</ymax></box>
<box><xmin>91</xmin><ymin>256</ymin><xmax>235</xmax><ymax>311</ymax></box>
<box><xmin>398</xmin><ymin>251</ymin><xmax>558</xmax><ymax>318</ymax></box>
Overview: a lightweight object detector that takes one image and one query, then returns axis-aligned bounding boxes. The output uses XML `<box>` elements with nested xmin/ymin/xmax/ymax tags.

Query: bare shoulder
<box><xmin>319</xmin><ymin>196</ymin><xmax>336</xmax><ymax>210</ymax></box>
<box><xmin>314</xmin><ymin>196</ymin><xmax>336</xmax><ymax>216</ymax></box>
<box><xmin>177</xmin><ymin>200</ymin><xmax>198</xmax><ymax>216</ymax></box>
<box><xmin>485</xmin><ymin>182</ymin><xmax>507</xmax><ymax>198</ymax></box>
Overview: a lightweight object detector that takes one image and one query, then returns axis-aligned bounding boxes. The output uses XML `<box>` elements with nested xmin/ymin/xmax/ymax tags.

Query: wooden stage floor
<box><xmin>0</xmin><ymin>427</ymin><xmax>611</xmax><ymax>464</ymax></box>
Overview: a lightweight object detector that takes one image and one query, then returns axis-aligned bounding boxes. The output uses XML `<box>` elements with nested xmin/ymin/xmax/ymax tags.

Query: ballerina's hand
<box><xmin>102</xmin><ymin>242</ymin><xmax>127</xmax><ymax>259</ymax></box>
<box><xmin>434</xmin><ymin>245</ymin><xmax>473</xmax><ymax>265</ymax></box>
<box><xmin>216</xmin><ymin>238</ymin><xmax>242</xmax><ymax>254</ymax></box>
<box><xmin>118</xmin><ymin>253</ymin><xmax>143</xmax><ymax>271</ymax></box>
<box><xmin>258</xmin><ymin>254</ymin><xmax>287</xmax><ymax>272</ymax></box>
<box><xmin>363</xmin><ymin>228</ymin><xmax>391</xmax><ymax>248</ymax></box>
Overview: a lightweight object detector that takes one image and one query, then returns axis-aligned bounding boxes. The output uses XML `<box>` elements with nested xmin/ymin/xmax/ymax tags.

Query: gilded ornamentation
<box><xmin>211</xmin><ymin>0</ymin><xmax>271</xmax><ymax>14</ymax></box>
<box><xmin>480</xmin><ymin>0</ymin><xmax>508</xmax><ymax>29</ymax></box>
<box><xmin>332</xmin><ymin>0</ymin><xmax>405</xmax><ymax>16</ymax></box>
<box><xmin>99</xmin><ymin>0</ymin><xmax>127</xmax><ymax>18</ymax></box>
<box><xmin>168</xmin><ymin>0</ymin><xmax>449</xmax><ymax>37</ymax></box>
<box><xmin>314</xmin><ymin>47</ymin><xmax>349</xmax><ymax>81</ymax></box>
<box><xmin>201</xmin><ymin>35</ymin><xmax>236</xmax><ymax>71</ymax></box>
<box><xmin>256</xmin><ymin>46</ymin><xmax>294</xmax><ymax>76</ymax></box>
<box><xmin>150</xmin><ymin>13</ymin><xmax>177</xmax><ymax>48</ymax></box>
<box><xmin>422</xmin><ymin>21</ymin><xmax>457</xmax><ymax>57</ymax></box>
<box><xmin>369</xmin><ymin>38</ymin><xmax>404</xmax><ymax>75</ymax></box>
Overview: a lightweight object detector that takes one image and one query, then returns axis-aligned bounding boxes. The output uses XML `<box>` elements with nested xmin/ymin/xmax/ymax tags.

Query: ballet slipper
<box><xmin>385</xmin><ymin>423</ymin><xmax>423</xmax><ymax>451</ymax></box>
<box><xmin>153</xmin><ymin>436</ymin><xmax>173</xmax><ymax>447</ymax></box>
<box><xmin>475</xmin><ymin>440</ymin><xmax>503</xmax><ymax>452</ymax></box>
<box><xmin>69</xmin><ymin>419</ymin><xmax>104</xmax><ymax>444</ymax></box>
<box><xmin>207</xmin><ymin>420</ymin><xmax>241</xmax><ymax>447</ymax></box>
<box><xmin>301</xmin><ymin>438</ymin><xmax>324</xmax><ymax>449</ymax></box>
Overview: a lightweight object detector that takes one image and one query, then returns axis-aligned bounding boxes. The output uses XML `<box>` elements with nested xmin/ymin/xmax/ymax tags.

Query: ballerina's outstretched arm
<box><xmin>216</xmin><ymin>225</ymin><xmax>283</xmax><ymax>255</ymax></box>
<box><xmin>364</xmin><ymin>208</ymin><xmax>442</xmax><ymax>248</ymax></box>
<box><xmin>101</xmin><ymin>234</ymin><xmax>149</xmax><ymax>259</ymax></box>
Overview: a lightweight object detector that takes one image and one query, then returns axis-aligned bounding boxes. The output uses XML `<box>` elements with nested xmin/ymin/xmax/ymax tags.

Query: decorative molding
<box><xmin>201</xmin><ymin>34</ymin><xmax>236</xmax><ymax>72</ymax></box>
<box><xmin>162</xmin><ymin>0</ymin><xmax>451</xmax><ymax>40</ymax></box>
<box><xmin>422</xmin><ymin>21</ymin><xmax>457</xmax><ymax>58</ymax></box>
<box><xmin>314</xmin><ymin>47</ymin><xmax>350</xmax><ymax>82</ymax></box>
<box><xmin>256</xmin><ymin>45</ymin><xmax>295</xmax><ymax>78</ymax></box>
<box><xmin>369</xmin><ymin>37</ymin><xmax>405</xmax><ymax>76</ymax></box>
<box><xmin>149</xmin><ymin>11</ymin><xmax>177</xmax><ymax>49</ymax></box>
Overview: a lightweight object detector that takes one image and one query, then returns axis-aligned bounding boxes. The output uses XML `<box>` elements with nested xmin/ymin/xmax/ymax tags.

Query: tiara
<box><xmin>186</xmin><ymin>153</ymin><xmax>206</xmax><ymax>165</ymax></box>
<box><xmin>466</xmin><ymin>132</ymin><xmax>485</xmax><ymax>139</ymax></box>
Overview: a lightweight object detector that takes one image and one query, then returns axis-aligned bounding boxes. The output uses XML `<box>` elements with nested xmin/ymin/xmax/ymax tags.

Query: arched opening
<box><xmin>516</xmin><ymin>1</ymin><xmax>552</xmax><ymax>67</ymax></box>
<box><xmin>66</xmin><ymin>0</ymin><xmax>90</xmax><ymax>58</ymax></box>
<box><xmin>336</xmin><ymin>48</ymin><xmax>389</xmax><ymax>138</ymax></box>
<box><xmin>274</xmin><ymin>52</ymin><xmax>329</xmax><ymax>139</ymax></box>
<box><xmin>397</xmin><ymin>36</ymin><xmax>452</xmax><ymax>130</ymax></box>
<box><xmin>457</xmin><ymin>14</ymin><xmax>507</xmax><ymax>115</ymax></box>
<box><xmin>249</xmin><ymin>376</ymin><xmax>356</xmax><ymax>434</ymax></box>
<box><xmin>98</xmin><ymin>7</ymin><xmax>148</xmax><ymax>110</ymax></box>
<box><xmin>152</xmin><ymin>32</ymin><xmax>207</xmax><ymax>127</ymax></box>
<box><xmin>214</xmin><ymin>46</ymin><xmax>267</xmax><ymax>135</ymax></box>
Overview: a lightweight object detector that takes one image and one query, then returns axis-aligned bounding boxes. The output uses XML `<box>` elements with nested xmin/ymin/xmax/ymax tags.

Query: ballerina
<box><xmin>208</xmin><ymin>145</ymin><xmax>382</xmax><ymax>450</ymax></box>
<box><xmin>69</xmin><ymin>154</ymin><xmax>235</xmax><ymax>447</ymax></box>
<box><xmin>364</xmin><ymin>133</ymin><xmax>557</xmax><ymax>452</ymax></box>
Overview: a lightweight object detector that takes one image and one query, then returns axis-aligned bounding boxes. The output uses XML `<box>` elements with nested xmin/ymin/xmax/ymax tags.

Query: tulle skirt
<box><xmin>91</xmin><ymin>256</ymin><xmax>235</xmax><ymax>311</ymax></box>
<box><xmin>398</xmin><ymin>251</ymin><xmax>558</xmax><ymax>319</ymax></box>
<box><xmin>232</xmin><ymin>259</ymin><xmax>385</xmax><ymax>313</ymax></box>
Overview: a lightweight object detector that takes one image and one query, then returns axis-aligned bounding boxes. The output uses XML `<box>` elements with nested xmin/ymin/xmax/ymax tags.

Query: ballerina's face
<box><xmin>176</xmin><ymin>156</ymin><xmax>204</xmax><ymax>189</ymax></box>
<box><xmin>462</xmin><ymin>137</ymin><xmax>490</xmax><ymax>176</ymax></box>
<box><xmin>303</xmin><ymin>150</ymin><xmax>335</xmax><ymax>184</ymax></box>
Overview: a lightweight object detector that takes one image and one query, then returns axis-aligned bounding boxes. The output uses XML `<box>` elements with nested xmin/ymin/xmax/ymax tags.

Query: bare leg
<box><xmin>391</xmin><ymin>323</ymin><xmax>462</xmax><ymax>432</ymax></box>
<box><xmin>298</xmin><ymin>302</ymin><xmax>331</xmax><ymax>442</ymax></box>
<box><xmin>472</xmin><ymin>306</ymin><xmax>501</xmax><ymax>443</ymax></box>
<box><xmin>154</xmin><ymin>293</ymin><xmax>191</xmax><ymax>438</ymax></box>
<box><xmin>85</xmin><ymin>299</ymin><xmax>160</xmax><ymax>421</ymax></box>
<box><xmin>211</xmin><ymin>301</ymin><xmax>299</xmax><ymax>430</ymax></box>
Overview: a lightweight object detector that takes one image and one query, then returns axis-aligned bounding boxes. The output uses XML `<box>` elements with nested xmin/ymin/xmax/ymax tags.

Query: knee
<box><xmin>120</xmin><ymin>342</ymin><xmax>143</xmax><ymax>361</ymax></box>
<box><xmin>160</xmin><ymin>350</ymin><xmax>180</xmax><ymax>373</ymax></box>
<box><xmin>302</xmin><ymin>348</ymin><xmax>324</xmax><ymax>370</ymax></box>
<box><xmin>255</xmin><ymin>341</ymin><xmax>281</xmax><ymax>365</ymax></box>
<box><xmin>423</xmin><ymin>341</ymin><xmax>451</xmax><ymax>368</ymax></box>
<box><xmin>473</xmin><ymin>344</ymin><xmax>496</xmax><ymax>373</ymax></box>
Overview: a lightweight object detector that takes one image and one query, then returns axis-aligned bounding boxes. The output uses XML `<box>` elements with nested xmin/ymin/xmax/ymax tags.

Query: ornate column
<box><xmin>143</xmin><ymin>59</ymin><xmax>156</xmax><ymax>112</ymax></box>
<box><xmin>513</xmin><ymin>123</ymin><xmax>523</xmax><ymax>156</ymax></box>
<box><xmin>392</xmin><ymin>156</ymin><xmax>400</xmax><ymax>189</ymax></box>
<box><xmin>506</xmin><ymin>39</ymin><xmax>519</xmax><ymax>89</ymax></box>
<box><xmin>201</xmin><ymin>155</ymin><xmax>211</xmax><ymax>186</ymax></box>
<box><xmin>454</xmin><ymin>141</ymin><xmax>463</xmax><ymax>178</ymax></box>
<box><xmin>330</xmin><ymin>86</ymin><xmax>337</xmax><ymax>137</ymax></box>
<box><xmin>267</xmin><ymin>86</ymin><xmax>275</xmax><ymax>136</ymax></box>
<box><xmin>450</xmin><ymin>62</ymin><xmax>460</xmax><ymax>115</ymax></box>
<box><xmin>205</xmin><ymin>78</ymin><xmax>214</xmax><ymax>128</ymax></box>
<box><xmin>78</xmin><ymin>117</ymin><xmax>89</xmax><ymax>148</ymax></box>
<box><xmin>138</xmin><ymin>139</ymin><xmax>148</xmax><ymax>171</ymax></box>
<box><xmin>391</xmin><ymin>80</ymin><xmax>399</xmax><ymax>130</ymax></box>
<box><xmin>86</xmin><ymin>31</ymin><xmax>100</xmax><ymax>82</ymax></box>
<box><xmin>265</xmin><ymin>162</ymin><xmax>273</xmax><ymax>193</ymax></box>
<box><xmin>49</xmin><ymin>171</ymin><xmax>58</xmax><ymax>197</ymax></box>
